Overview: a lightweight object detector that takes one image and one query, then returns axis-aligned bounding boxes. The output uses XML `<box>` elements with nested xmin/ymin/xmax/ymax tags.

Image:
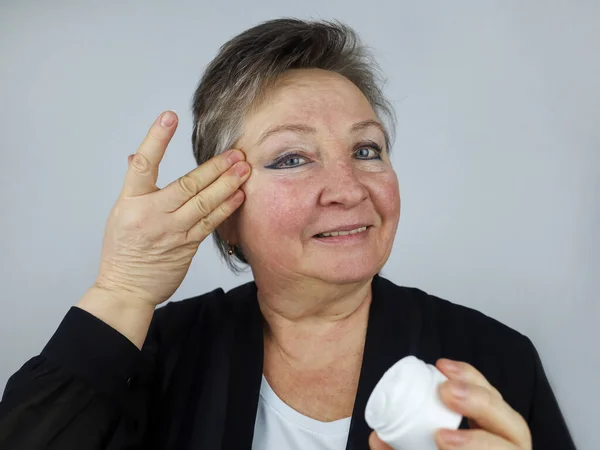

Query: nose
<box><xmin>318</xmin><ymin>160</ymin><xmax>368</xmax><ymax>207</ymax></box>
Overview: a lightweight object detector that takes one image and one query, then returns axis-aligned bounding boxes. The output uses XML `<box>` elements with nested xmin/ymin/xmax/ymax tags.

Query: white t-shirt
<box><xmin>252</xmin><ymin>375</ymin><xmax>352</xmax><ymax>449</ymax></box>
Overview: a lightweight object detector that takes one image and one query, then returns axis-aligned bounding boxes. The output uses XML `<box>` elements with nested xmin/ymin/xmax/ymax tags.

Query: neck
<box><xmin>255</xmin><ymin>273</ymin><xmax>374</xmax><ymax>368</ymax></box>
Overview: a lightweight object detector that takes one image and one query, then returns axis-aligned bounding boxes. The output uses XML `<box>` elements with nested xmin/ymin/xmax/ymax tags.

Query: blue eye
<box><xmin>266</xmin><ymin>143</ymin><xmax>383</xmax><ymax>170</ymax></box>
<box><xmin>355</xmin><ymin>144</ymin><xmax>382</xmax><ymax>160</ymax></box>
<box><xmin>281</xmin><ymin>156</ymin><xmax>305</xmax><ymax>167</ymax></box>
<box><xmin>266</xmin><ymin>153</ymin><xmax>309</xmax><ymax>169</ymax></box>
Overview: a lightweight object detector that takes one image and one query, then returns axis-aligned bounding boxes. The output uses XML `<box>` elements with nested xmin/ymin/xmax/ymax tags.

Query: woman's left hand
<box><xmin>368</xmin><ymin>358</ymin><xmax>532</xmax><ymax>450</ymax></box>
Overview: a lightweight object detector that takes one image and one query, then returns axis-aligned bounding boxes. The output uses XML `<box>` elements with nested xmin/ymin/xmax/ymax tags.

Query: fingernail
<box><xmin>236</xmin><ymin>163</ymin><xmax>249</xmax><ymax>177</ymax></box>
<box><xmin>439</xmin><ymin>429</ymin><xmax>466</xmax><ymax>445</ymax></box>
<box><xmin>227</xmin><ymin>150</ymin><xmax>244</xmax><ymax>164</ymax></box>
<box><xmin>160</xmin><ymin>111</ymin><xmax>176</xmax><ymax>127</ymax></box>
<box><xmin>443</xmin><ymin>360</ymin><xmax>461</xmax><ymax>376</ymax></box>
<box><xmin>450</xmin><ymin>381</ymin><xmax>469</xmax><ymax>400</ymax></box>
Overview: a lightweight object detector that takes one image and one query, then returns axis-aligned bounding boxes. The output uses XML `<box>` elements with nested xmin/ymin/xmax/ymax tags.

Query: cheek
<box><xmin>239</xmin><ymin>175</ymin><xmax>314</xmax><ymax>236</ymax></box>
<box><xmin>369</xmin><ymin>170</ymin><xmax>401</xmax><ymax>219</ymax></box>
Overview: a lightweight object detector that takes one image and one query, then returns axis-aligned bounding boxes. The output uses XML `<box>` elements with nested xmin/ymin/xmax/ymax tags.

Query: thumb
<box><xmin>121</xmin><ymin>110</ymin><xmax>177</xmax><ymax>198</ymax></box>
<box><xmin>369</xmin><ymin>431</ymin><xmax>394</xmax><ymax>450</ymax></box>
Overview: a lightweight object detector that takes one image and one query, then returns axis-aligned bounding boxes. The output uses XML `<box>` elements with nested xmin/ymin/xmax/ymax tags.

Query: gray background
<box><xmin>1</xmin><ymin>0</ymin><xmax>598</xmax><ymax>448</ymax></box>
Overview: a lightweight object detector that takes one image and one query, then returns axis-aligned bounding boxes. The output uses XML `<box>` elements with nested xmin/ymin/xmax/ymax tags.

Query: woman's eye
<box><xmin>280</xmin><ymin>156</ymin><xmax>306</xmax><ymax>167</ymax></box>
<box><xmin>266</xmin><ymin>144</ymin><xmax>382</xmax><ymax>169</ymax></box>
<box><xmin>266</xmin><ymin>153</ymin><xmax>309</xmax><ymax>169</ymax></box>
<box><xmin>355</xmin><ymin>145</ymin><xmax>382</xmax><ymax>160</ymax></box>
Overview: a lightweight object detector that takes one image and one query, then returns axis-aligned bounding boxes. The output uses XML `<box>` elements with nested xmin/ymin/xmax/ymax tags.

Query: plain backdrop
<box><xmin>1</xmin><ymin>0</ymin><xmax>598</xmax><ymax>448</ymax></box>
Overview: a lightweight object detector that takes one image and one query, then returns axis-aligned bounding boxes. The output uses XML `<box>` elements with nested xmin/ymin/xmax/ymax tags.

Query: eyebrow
<box><xmin>350</xmin><ymin>120</ymin><xmax>389</xmax><ymax>145</ymax></box>
<box><xmin>255</xmin><ymin>119</ymin><xmax>388</xmax><ymax>147</ymax></box>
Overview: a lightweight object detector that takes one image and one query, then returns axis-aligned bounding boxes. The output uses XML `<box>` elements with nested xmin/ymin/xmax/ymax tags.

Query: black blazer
<box><xmin>0</xmin><ymin>275</ymin><xmax>575</xmax><ymax>449</ymax></box>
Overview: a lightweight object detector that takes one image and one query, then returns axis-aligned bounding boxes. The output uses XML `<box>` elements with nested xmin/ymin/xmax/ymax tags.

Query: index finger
<box><xmin>156</xmin><ymin>148</ymin><xmax>247</xmax><ymax>213</ymax></box>
<box><xmin>438</xmin><ymin>381</ymin><xmax>530</xmax><ymax>447</ymax></box>
<box><xmin>436</xmin><ymin>359</ymin><xmax>503</xmax><ymax>399</ymax></box>
<box><xmin>121</xmin><ymin>110</ymin><xmax>178</xmax><ymax>198</ymax></box>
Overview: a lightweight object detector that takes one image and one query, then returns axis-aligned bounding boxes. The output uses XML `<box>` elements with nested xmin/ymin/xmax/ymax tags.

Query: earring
<box><xmin>226</xmin><ymin>241</ymin><xmax>234</xmax><ymax>256</ymax></box>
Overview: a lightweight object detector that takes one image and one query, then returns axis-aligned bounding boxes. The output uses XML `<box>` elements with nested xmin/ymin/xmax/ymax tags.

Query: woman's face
<box><xmin>230</xmin><ymin>68</ymin><xmax>400</xmax><ymax>285</ymax></box>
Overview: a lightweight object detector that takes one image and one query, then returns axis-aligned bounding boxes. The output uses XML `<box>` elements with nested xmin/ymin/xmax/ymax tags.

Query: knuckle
<box><xmin>218</xmin><ymin>199</ymin><xmax>234</xmax><ymax>216</ymax></box>
<box><xmin>492</xmin><ymin>386</ymin><xmax>503</xmax><ymax>400</ymax></box>
<box><xmin>456</xmin><ymin>361</ymin><xmax>472</xmax><ymax>372</ymax></box>
<box><xmin>178</xmin><ymin>175</ymin><xmax>199</xmax><ymax>197</ymax></box>
<box><xmin>131</xmin><ymin>153</ymin><xmax>151</xmax><ymax>174</ymax></box>
<box><xmin>481</xmin><ymin>386</ymin><xmax>495</xmax><ymax>410</ymax></box>
<box><xmin>468</xmin><ymin>384</ymin><xmax>493</xmax><ymax>413</ymax></box>
<box><xmin>193</xmin><ymin>194</ymin><xmax>212</xmax><ymax>216</ymax></box>
<box><xmin>147</xmin><ymin>130</ymin><xmax>166</xmax><ymax>144</ymax></box>
<box><xmin>459</xmin><ymin>362</ymin><xmax>482</xmax><ymax>380</ymax></box>
<box><xmin>212</xmin><ymin>158</ymin><xmax>227</xmax><ymax>177</ymax></box>
<box><xmin>197</xmin><ymin>215</ymin><xmax>213</xmax><ymax>234</ymax></box>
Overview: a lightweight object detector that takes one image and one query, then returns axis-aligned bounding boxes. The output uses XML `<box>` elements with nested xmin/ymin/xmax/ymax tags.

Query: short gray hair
<box><xmin>191</xmin><ymin>18</ymin><xmax>396</xmax><ymax>273</ymax></box>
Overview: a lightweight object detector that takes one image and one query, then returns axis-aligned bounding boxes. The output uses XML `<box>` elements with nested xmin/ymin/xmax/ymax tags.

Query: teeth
<box><xmin>319</xmin><ymin>226</ymin><xmax>367</xmax><ymax>237</ymax></box>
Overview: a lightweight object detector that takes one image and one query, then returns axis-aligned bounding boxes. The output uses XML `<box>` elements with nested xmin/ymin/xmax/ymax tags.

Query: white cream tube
<box><xmin>365</xmin><ymin>356</ymin><xmax>462</xmax><ymax>450</ymax></box>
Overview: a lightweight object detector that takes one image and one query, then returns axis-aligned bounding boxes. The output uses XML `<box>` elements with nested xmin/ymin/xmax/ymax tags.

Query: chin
<box><xmin>305</xmin><ymin>258</ymin><xmax>381</xmax><ymax>286</ymax></box>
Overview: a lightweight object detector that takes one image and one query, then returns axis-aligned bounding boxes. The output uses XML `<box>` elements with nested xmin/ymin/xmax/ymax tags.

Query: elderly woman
<box><xmin>0</xmin><ymin>19</ymin><xmax>574</xmax><ymax>450</ymax></box>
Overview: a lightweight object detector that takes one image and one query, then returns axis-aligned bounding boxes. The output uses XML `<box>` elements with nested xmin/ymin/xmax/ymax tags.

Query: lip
<box><xmin>312</xmin><ymin>225</ymin><xmax>372</xmax><ymax>244</ymax></box>
<box><xmin>313</xmin><ymin>223</ymin><xmax>371</xmax><ymax>236</ymax></box>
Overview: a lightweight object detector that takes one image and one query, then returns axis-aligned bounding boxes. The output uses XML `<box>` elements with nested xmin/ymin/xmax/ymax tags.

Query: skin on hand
<box><xmin>368</xmin><ymin>359</ymin><xmax>532</xmax><ymax>450</ymax></box>
<box><xmin>78</xmin><ymin>110</ymin><xmax>252</xmax><ymax>348</ymax></box>
<box><xmin>433</xmin><ymin>358</ymin><xmax>531</xmax><ymax>449</ymax></box>
<box><xmin>94</xmin><ymin>110</ymin><xmax>251</xmax><ymax>308</ymax></box>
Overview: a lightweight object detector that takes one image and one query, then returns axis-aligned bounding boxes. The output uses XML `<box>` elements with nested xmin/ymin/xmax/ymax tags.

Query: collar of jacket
<box><xmin>217</xmin><ymin>273</ymin><xmax>457</xmax><ymax>449</ymax></box>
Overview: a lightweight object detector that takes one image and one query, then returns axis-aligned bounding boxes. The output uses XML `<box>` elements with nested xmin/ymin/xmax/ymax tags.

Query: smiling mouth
<box><xmin>314</xmin><ymin>226</ymin><xmax>370</xmax><ymax>238</ymax></box>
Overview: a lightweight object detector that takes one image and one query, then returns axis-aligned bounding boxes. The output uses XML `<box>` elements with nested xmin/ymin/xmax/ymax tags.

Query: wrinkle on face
<box><xmin>226</xmin><ymin>68</ymin><xmax>400</xmax><ymax>287</ymax></box>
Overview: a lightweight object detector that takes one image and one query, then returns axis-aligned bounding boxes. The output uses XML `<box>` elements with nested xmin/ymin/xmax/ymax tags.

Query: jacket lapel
<box><xmin>221</xmin><ymin>282</ymin><xmax>264</xmax><ymax>449</ymax></box>
<box><xmin>345</xmin><ymin>274</ymin><xmax>425</xmax><ymax>450</ymax></box>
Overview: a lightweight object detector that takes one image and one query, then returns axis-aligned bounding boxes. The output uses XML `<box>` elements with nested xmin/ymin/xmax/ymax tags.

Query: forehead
<box><xmin>242</xmin><ymin>69</ymin><xmax>379</xmax><ymax>135</ymax></box>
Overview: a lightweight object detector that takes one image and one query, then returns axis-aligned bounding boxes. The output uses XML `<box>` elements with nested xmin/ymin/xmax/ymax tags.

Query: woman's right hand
<box><xmin>93</xmin><ymin>110</ymin><xmax>251</xmax><ymax>309</ymax></box>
